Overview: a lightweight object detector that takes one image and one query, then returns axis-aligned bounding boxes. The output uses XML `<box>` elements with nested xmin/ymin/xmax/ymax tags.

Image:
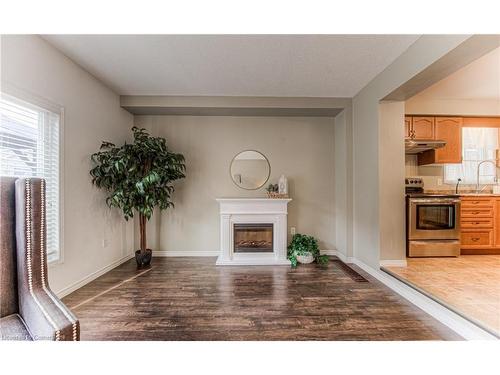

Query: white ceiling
<box><xmin>42</xmin><ymin>35</ymin><xmax>420</xmax><ymax>97</ymax></box>
<box><xmin>411</xmin><ymin>47</ymin><xmax>500</xmax><ymax>100</ymax></box>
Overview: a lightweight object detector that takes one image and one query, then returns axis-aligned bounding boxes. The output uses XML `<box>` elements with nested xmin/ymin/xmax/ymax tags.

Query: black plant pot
<box><xmin>135</xmin><ymin>249</ymin><xmax>152</xmax><ymax>268</ymax></box>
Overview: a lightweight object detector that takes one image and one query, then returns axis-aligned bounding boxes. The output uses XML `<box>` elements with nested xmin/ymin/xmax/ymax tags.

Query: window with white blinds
<box><xmin>444</xmin><ymin>127</ymin><xmax>499</xmax><ymax>185</ymax></box>
<box><xmin>0</xmin><ymin>93</ymin><xmax>61</xmax><ymax>262</ymax></box>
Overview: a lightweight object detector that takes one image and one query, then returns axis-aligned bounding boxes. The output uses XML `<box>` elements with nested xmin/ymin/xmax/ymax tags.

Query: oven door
<box><xmin>408</xmin><ymin>198</ymin><xmax>461</xmax><ymax>240</ymax></box>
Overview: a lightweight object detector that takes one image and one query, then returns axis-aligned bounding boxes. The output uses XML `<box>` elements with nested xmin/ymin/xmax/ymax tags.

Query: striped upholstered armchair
<box><xmin>0</xmin><ymin>177</ymin><xmax>79</xmax><ymax>341</ymax></box>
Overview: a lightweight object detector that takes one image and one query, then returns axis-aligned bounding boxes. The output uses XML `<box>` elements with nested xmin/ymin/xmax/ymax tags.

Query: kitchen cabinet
<box><xmin>434</xmin><ymin>117</ymin><xmax>462</xmax><ymax>164</ymax></box>
<box><xmin>411</xmin><ymin>117</ymin><xmax>435</xmax><ymax>139</ymax></box>
<box><xmin>460</xmin><ymin>196</ymin><xmax>500</xmax><ymax>254</ymax></box>
<box><xmin>405</xmin><ymin>115</ymin><xmax>462</xmax><ymax>165</ymax></box>
<box><xmin>496</xmin><ymin>199</ymin><xmax>500</xmax><ymax>248</ymax></box>
<box><xmin>462</xmin><ymin>231</ymin><xmax>493</xmax><ymax>248</ymax></box>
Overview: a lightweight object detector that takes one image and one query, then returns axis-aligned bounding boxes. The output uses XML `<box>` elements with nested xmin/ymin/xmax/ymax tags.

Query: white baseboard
<box><xmin>320</xmin><ymin>249</ymin><xmax>337</xmax><ymax>255</ymax></box>
<box><xmin>158</xmin><ymin>249</ymin><xmax>345</xmax><ymax>259</ymax></box>
<box><xmin>322</xmin><ymin>249</ymin><xmax>355</xmax><ymax>263</ymax></box>
<box><xmin>216</xmin><ymin>257</ymin><xmax>291</xmax><ymax>266</ymax></box>
<box><xmin>379</xmin><ymin>259</ymin><xmax>408</xmax><ymax>267</ymax></box>
<box><xmin>351</xmin><ymin>258</ymin><xmax>497</xmax><ymax>340</ymax></box>
<box><xmin>153</xmin><ymin>250</ymin><xmax>219</xmax><ymax>257</ymax></box>
<box><xmin>55</xmin><ymin>253</ymin><xmax>134</xmax><ymax>298</ymax></box>
<box><xmin>158</xmin><ymin>250</ymin><xmax>339</xmax><ymax>258</ymax></box>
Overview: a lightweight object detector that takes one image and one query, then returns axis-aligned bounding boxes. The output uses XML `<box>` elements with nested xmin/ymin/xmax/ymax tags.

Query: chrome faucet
<box><xmin>476</xmin><ymin>160</ymin><xmax>498</xmax><ymax>193</ymax></box>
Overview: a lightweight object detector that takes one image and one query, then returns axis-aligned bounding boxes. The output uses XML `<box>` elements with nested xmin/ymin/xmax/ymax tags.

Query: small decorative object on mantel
<box><xmin>266</xmin><ymin>183</ymin><xmax>288</xmax><ymax>198</ymax></box>
<box><xmin>278</xmin><ymin>174</ymin><xmax>288</xmax><ymax>195</ymax></box>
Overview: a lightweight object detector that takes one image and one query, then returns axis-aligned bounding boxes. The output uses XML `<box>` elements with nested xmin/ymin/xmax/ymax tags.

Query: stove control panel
<box><xmin>405</xmin><ymin>177</ymin><xmax>424</xmax><ymax>188</ymax></box>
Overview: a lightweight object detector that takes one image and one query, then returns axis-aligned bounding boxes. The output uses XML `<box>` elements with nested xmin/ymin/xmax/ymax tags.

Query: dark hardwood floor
<box><xmin>62</xmin><ymin>257</ymin><xmax>462</xmax><ymax>340</ymax></box>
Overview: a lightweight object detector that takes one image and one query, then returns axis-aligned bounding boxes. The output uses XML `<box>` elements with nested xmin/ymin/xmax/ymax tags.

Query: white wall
<box><xmin>333</xmin><ymin>108</ymin><xmax>354</xmax><ymax>259</ymax></box>
<box><xmin>405</xmin><ymin>46</ymin><xmax>500</xmax><ymax>116</ymax></box>
<box><xmin>406</xmin><ymin>98</ymin><xmax>500</xmax><ymax>116</ymax></box>
<box><xmin>379</xmin><ymin>101</ymin><xmax>406</xmax><ymax>261</ymax></box>
<box><xmin>334</xmin><ymin>111</ymin><xmax>348</xmax><ymax>257</ymax></box>
<box><xmin>1</xmin><ymin>35</ymin><xmax>134</xmax><ymax>295</ymax></box>
<box><xmin>134</xmin><ymin>115</ymin><xmax>336</xmax><ymax>254</ymax></box>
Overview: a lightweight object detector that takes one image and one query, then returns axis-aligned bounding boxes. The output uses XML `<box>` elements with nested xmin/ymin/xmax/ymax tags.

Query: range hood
<box><xmin>405</xmin><ymin>139</ymin><xmax>446</xmax><ymax>154</ymax></box>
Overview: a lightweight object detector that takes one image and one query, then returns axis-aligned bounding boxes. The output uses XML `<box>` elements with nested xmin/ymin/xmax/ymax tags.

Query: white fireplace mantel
<box><xmin>216</xmin><ymin>198</ymin><xmax>292</xmax><ymax>265</ymax></box>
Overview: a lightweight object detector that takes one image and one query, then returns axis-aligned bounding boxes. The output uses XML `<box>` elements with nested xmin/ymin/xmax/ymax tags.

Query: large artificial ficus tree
<box><xmin>90</xmin><ymin>127</ymin><xmax>186</xmax><ymax>254</ymax></box>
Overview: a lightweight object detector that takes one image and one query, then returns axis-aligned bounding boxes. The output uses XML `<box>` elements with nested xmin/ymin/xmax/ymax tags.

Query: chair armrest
<box><xmin>15</xmin><ymin>178</ymin><xmax>79</xmax><ymax>341</ymax></box>
<box><xmin>19</xmin><ymin>288</ymin><xmax>79</xmax><ymax>341</ymax></box>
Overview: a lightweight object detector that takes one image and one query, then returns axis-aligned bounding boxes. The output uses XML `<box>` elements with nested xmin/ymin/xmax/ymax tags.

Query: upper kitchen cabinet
<box><xmin>433</xmin><ymin>117</ymin><xmax>463</xmax><ymax>164</ymax></box>
<box><xmin>411</xmin><ymin>117</ymin><xmax>435</xmax><ymax>139</ymax></box>
<box><xmin>405</xmin><ymin>115</ymin><xmax>463</xmax><ymax>165</ymax></box>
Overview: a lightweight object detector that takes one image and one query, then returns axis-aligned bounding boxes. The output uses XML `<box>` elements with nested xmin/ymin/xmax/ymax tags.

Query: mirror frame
<box><xmin>229</xmin><ymin>149</ymin><xmax>271</xmax><ymax>190</ymax></box>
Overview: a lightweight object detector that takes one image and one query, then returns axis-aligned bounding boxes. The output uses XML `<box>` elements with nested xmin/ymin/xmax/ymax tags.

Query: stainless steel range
<box><xmin>405</xmin><ymin>177</ymin><xmax>461</xmax><ymax>257</ymax></box>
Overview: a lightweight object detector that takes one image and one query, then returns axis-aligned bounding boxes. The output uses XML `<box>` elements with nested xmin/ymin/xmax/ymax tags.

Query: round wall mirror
<box><xmin>230</xmin><ymin>150</ymin><xmax>270</xmax><ymax>190</ymax></box>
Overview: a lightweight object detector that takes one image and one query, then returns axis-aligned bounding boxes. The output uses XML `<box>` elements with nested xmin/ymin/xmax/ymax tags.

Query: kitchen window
<box><xmin>444</xmin><ymin>127</ymin><xmax>499</xmax><ymax>185</ymax></box>
<box><xmin>0</xmin><ymin>93</ymin><xmax>61</xmax><ymax>262</ymax></box>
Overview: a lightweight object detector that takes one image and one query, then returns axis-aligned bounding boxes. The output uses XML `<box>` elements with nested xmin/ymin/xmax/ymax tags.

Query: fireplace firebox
<box><xmin>233</xmin><ymin>223</ymin><xmax>273</xmax><ymax>253</ymax></box>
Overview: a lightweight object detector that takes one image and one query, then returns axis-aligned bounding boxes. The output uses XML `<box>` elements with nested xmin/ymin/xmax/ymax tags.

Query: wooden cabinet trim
<box><xmin>461</xmin><ymin>196</ymin><xmax>496</xmax><ymax>200</ymax></box>
<box><xmin>495</xmin><ymin>199</ymin><xmax>500</xmax><ymax>248</ymax></box>
<box><xmin>462</xmin><ymin>117</ymin><xmax>500</xmax><ymax>128</ymax></box>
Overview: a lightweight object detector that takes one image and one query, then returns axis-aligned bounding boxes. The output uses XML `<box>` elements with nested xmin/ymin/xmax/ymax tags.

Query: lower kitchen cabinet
<box><xmin>461</xmin><ymin>230</ymin><xmax>493</xmax><ymax>248</ymax></box>
<box><xmin>460</xmin><ymin>196</ymin><xmax>500</xmax><ymax>254</ymax></box>
<box><xmin>496</xmin><ymin>199</ymin><xmax>500</xmax><ymax>247</ymax></box>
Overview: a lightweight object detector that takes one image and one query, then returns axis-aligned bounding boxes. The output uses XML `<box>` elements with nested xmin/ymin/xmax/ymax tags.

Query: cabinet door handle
<box><xmin>471</xmin><ymin>237</ymin><xmax>480</xmax><ymax>242</ymax></box>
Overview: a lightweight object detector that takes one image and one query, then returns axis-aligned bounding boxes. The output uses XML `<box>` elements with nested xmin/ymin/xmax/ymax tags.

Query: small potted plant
<box><xmin>287</xmin><ymin>233</ymin><xmax>329</xmax><ymax>268</ymax></box>
<box><xmin>90</xmin><ymin>127</ymin><xmax>186</xmax><ymax>267</ymax></box>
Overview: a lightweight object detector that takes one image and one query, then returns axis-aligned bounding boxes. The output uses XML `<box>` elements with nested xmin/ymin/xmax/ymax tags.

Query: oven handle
<box><xmin>410</xmin><ymin>199</ymin><xmax>461</xmax><ymax>204</ymax></box>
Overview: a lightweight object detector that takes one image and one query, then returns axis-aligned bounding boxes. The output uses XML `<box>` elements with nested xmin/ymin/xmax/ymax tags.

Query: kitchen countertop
<box><xmin>459</xmin><ymin>193</ymin><xmax>500</xmax><ymax>197</ymax></box>
<box><xmin>425</xmin><ymin>190</ymin><xmax>500</xmax><ymax>197</ymax></box>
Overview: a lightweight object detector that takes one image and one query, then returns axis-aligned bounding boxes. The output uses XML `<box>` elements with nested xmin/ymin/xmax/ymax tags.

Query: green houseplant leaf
<box><xmin>90</xmin><ymin>127</ymin><xmax>186</xmax><ymax>255</ymax></box>
<box><xmin>287</xmin><ymin>233</ymin><xmax>329</xmax><ymax>268</ymax></box>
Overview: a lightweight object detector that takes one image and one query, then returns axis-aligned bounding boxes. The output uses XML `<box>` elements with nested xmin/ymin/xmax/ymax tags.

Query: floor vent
<box><xmin>331</xmin><ymin>257</ymin><xmax>369</xmax><ymax>282</ymax></box>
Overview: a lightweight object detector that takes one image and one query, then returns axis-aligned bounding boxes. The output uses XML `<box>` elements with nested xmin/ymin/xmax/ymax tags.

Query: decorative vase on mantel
<box><xmin>278</xmin><ymin>174</ymin><xmax>288</xmax><ymax>196</ymax></box>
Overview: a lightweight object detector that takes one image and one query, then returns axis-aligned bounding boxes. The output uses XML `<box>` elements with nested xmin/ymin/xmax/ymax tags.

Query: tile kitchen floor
<box><xmin>384</xmin><ymin>255</ymin><xmax>500</xmax><ymax>336</ymax></box>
